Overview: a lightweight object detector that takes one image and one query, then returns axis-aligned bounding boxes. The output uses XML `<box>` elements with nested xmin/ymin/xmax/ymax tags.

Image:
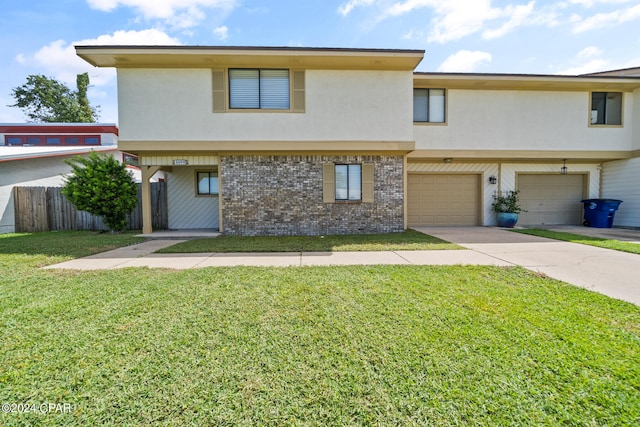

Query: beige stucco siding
<box><xmin>118</xmin><ymin>69</ymin><xmax>414</xmax><ymax>143</ymax></box>
<box><xmin>414</xmin><ymin>89</ymin><xmax>634</xmax><ymax>152</ymax></box>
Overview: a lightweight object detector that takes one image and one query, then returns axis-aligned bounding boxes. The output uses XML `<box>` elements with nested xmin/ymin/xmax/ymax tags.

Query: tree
<box><xmin>10</xmin><ymin>73</ymin><xmax>99</xmax><ymax>122</ymax></box>
<box><xmin>62</xmin><ymin>152</ymin><xmax>138</xmax><ymax>232</ymax></box>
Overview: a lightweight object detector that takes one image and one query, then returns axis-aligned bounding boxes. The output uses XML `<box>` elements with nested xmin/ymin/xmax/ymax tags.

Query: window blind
<box><xmin>229</xmin><ymin>69</ymin><xmax>259</xmax><ymax>109</ymax></box>
<box><xmin>229</xmin><ymin>69</ymin><xmax>289</xmax><ymax>109</ymax></box>
<box><xmin>260</xmin><ymin>69</ymin><xmax>290</xmax><ymax>109</ymax></box>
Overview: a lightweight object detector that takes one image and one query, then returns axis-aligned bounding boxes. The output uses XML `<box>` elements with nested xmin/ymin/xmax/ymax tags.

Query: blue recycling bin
<box><xmin>580</xmin><ymin>199</ymin><xmax>623</xmax><ymax>228</ymax></box>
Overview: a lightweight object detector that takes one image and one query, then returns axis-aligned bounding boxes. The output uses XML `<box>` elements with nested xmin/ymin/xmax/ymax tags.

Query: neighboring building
<box><xmin>75</xmin><ymin>45</ymin><xmax>640</xmax><ymax>235</ymax></box>
<box><xmin>0</xmin><ymin>123</ymin><xmax>120</xmax><ymax>234</ymax></box>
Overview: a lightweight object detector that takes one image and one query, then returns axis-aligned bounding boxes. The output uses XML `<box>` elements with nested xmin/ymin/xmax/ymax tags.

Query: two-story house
<box><xmin>75</xmin><ymin>45</ymin><xmax>640</xmax><ymax>235</ymax></box>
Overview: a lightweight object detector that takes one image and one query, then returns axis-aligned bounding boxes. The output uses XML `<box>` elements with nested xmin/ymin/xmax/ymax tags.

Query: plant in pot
<box><xmin>492</xmin><ymin>190</ymin><xmax>527</xmax><ymax>228</ymax></box>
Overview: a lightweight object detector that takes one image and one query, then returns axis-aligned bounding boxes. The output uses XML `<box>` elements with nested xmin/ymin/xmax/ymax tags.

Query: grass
<box><xmin>0</xmin><ymin>231</ymin><xmax>146</xmax><ymax>268</ymax></box>
<box><xmin>1</xmin><ymin>232</ymin><xmax>639</xmax><ymax>426</ymax></box>
<box><xmin>158</xmin><ymin>229</ymin><xmax>460</xmax><ymax>253</ymax></box>
<box><xmin>513</xmin><ymin>228</ymin><xmax>640</xmax><ymax>255</ymax></box>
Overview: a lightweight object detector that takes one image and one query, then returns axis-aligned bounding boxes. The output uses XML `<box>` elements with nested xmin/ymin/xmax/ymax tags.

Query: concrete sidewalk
<box><xmin>44</xmin><ymin>226</ymin><xmax>640</xmax><ymax>306</ymax></box>
<box><xmin>44</xmin><ymin>244</ymin><xmax>511</xmax><ymax>270</ymax></box>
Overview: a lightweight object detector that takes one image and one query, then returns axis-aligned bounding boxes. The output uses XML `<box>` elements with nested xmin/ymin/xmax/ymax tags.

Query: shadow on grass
<box><xmin>0</xmin><ymin>231</ymin><xmax>146</xmax><ymax>258</ymax></box>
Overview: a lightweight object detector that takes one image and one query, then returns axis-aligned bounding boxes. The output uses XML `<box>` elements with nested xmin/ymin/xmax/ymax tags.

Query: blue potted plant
<box><xmin>492</xmin><ymin>190</ymin><xmax>526</xmax><ymax>228</ymax></box>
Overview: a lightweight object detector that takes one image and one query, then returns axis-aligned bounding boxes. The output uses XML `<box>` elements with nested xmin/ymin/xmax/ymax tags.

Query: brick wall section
<box><xmin>220</xmin><ymin>155</ymin><xmax>404</xmax><ymax>236</ymax></box>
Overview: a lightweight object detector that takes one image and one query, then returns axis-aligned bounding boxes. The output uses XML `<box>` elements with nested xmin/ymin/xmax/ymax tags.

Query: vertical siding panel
<box><xmin>602</xmin><ymin>158</ymin><xmax>640</xmax><ymax>227</ymax></box>
<box><xmin>167</xmin><ymin>167</ymin><xmax>219</xmax><ymax>229</ymax></box>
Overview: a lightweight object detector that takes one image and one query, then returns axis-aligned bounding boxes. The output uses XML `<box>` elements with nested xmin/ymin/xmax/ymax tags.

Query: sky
<box><xmin>1</xmin><ymin>0</ymin><xmax>639</xmax><ymax>124</ymax></box>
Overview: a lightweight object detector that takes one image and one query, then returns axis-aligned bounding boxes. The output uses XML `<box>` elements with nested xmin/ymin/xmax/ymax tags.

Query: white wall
<box><xmin>167</xmin><ymin>166</ymin><xmax>219</xmax><ymax>229</ymax></box>
<box><xmin>602</xmin><ymin>158</ymin><xmax>640</xmax><ymax>227</ymax></box>
<box><xmin>414</xmin><ymin>89</ymin><xmax>634</xmax><ymax>151</ymax></box>
<box><xmin>117</xmin><ymin>68</ymin><xmax>414</xmax><ymax>142</ymax></box>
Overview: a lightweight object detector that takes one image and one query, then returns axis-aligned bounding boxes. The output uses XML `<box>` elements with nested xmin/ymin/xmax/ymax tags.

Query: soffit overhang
<box><xmin>414</xmin><ymin>72</ymin><xmax>640</xmax><ymax>92</ymax></box>
<box><xmin>119</xmin><ymin>140</ymin><xmax>416</xmax><ymax>155</ymax></box>
<box><xmin>76</xmin><ymin>45</ymin><xmax>425</xmax><ymax>71</ymax></box>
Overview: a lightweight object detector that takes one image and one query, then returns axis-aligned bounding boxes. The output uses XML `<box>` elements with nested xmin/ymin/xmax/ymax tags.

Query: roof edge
<box><xmin>74</xmin><ymin>45</ymin><xmax>425</xmax><ymax>55</ymax></box>
<box><xmin>413</xmin><ymin>71</ymin><xmax>640</xmax><ymax>80</ymax></box>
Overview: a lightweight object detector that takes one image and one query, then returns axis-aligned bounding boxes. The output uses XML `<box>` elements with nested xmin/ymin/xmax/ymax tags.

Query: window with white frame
<box><xmin>334</xmin><ymin>164</ymin><xmax>362</xmax><ymax>201</ymax></box>
<box><xmin>413</xmin><ymin>88</ymin><xmax>446</xmax><ymax>123</ymax></box>
<box><xmin>591</xmin><ymin>92</ymin><xmax>622</xmax><ymax>125</ymax></box>
<box><xmin>196</xmin><ymin>171</ymin><xmax>219</xmax><ymax>196</ymax></box>
<box><xmin>228</xmin><ymin>69</ymin><xmax>290</xmax><ymax>110</ymax></box>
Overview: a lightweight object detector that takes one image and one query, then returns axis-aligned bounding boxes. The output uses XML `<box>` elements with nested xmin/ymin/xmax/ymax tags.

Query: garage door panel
<box><xmin>408</xmin><ymin>174</ymin><xmax>479</xmax><ymax>226</ymax></box>
<box><xmin>518</xmin><ymin>174</ymin><xmax>584</xmax><ymax>225</ymax></box>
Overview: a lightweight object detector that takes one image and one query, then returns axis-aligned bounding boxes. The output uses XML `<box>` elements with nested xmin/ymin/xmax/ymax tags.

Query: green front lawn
<box><xmin>0</xmin><ymin>231</ymin><xmax>146</xmax><ymax>267</ymax></box>
<box><xmin>159</xmin><ymin>229</ymin><xmax>460</xmax><ymax>253</ymax></box>
<box><xmin>513</xmin><ymin>228</ymin><xmax>640</xmax><ymax>255</ymax></box>
<box><xmin>1</xmin><ymin>232</ymin><xmax>639</xmax><ymax>426</ymax></box>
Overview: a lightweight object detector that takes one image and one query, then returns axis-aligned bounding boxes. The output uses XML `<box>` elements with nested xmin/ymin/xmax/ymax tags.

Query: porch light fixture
<box><xmin>561</xmin><ymin>159</ymin><xmax>568</xmax><ymax>175</ymax></box>
<box><xmin>443</xmin><ymin>158</ymin><xmax>452</xmax><ymax>163</ymax></box>
<box><xmin>489</xmin><ymin>175</ymin><xmax>497</xmax><ymax>184</ymax></box>
<box><xmin>173</xmin><ymin>159</ymin><xmax>189</xmax><ymax>166</ymax></box>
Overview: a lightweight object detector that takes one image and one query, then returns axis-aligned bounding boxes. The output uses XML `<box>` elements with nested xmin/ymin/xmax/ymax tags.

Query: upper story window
<box><xmin>591</xmin><ymin>92</ymin><xmax>622</xmax><ymax>126</ymax></box>
<box><xmin>229</xmin><ymin>69</ymin><xmax>290</xmax><ymax>110</ymax></box>
<box><xmin>414</xmin><ymin>88</ymin><xmax>446</xmax><ymax>123</ymax></box>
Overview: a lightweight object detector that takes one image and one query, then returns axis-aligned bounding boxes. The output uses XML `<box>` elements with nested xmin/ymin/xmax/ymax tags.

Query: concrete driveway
<box><xmin>414</xmin><ymin>227</ymin><xmax>640</xmax><ymax>306</ymax></box>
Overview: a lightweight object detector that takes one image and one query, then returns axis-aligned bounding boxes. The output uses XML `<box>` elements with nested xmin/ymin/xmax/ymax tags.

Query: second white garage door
<box><xmin>408</xmin><ymin>174</ymin><xmax>480</xmax><ymax>226</ymax></box>
<box><xmin>517</xmin><ymin>174</ymin><xmax>585</xmax><ymax>225</ymax></box>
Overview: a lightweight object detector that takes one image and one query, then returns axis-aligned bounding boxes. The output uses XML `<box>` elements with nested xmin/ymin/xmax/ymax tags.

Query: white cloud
<box><xmin>338</xmin><ymin>0</ymin><xmax>375</xmax><ymax>16</ymax></box>
<box><xmin>437</xmin><ymin>50</ymin><xmax>492</xmax><ymax>72</ymax></box>
<box><xmin>572</xmin><ymin>3</ymin><xmax>640</xmax><ymax>32</ymax></box>
<box><xmin>389</xmin><ymin>0</ymin><xmax>502</xmax><ymax>43</ymax></box>
<box><xmin>339</xmin><ymin>0</ymin><xmax>563</xmax><ymax>42</ymax></box>
<box><xmin>577</xmin><ymin>46</ymin><xmax>604</xmax><ymax>59</ymax></box>
<box><xmin>482</xmin><ymin>1</ymin><xmax>535</xmax><ymax>39</ymax></box>
<box><xmin>556</xmin><ymin>45</ymin><xmax>640</xmax><ymax>75</ymax></box>
<box><xmin>213</xmin><ymin>25</ymin><xmax>229</xmax><ymax>40</ymax></box>
<box><xmin>17</xmin><ymin>29</ymin><xmax>181</xmax><ymax>87</ymax></box>
<box><xmin>568</xmin><ymin>0</ymin><xmax>634</xmax><ymax>7</ymax></box>
<box><xmin>86</xmin><ymin>0</ymin><xmax>237</xmax><ymax>28</ymax></box>
<box><xmin>382</xmin><ymin>0</ymin><xmax>543</xmax><ymax>43</ymax></box>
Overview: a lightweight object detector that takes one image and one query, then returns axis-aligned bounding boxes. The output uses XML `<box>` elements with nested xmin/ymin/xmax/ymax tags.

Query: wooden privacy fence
<box><xmin>13</xmin><ymin>183</ymin><xmax>168</xmax><ymax>232</ymax></box>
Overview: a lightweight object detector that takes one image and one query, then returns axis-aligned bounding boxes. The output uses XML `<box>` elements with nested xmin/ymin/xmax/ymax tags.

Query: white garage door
<box><xmin>517</xmin><ymin>174</ymin><xmax>585</xmax><ymax>225</ymax></box>
<box><xmin>408</xmin><ymin>174</ymin><xmax>480</xmax><ymax>226</ymax></box>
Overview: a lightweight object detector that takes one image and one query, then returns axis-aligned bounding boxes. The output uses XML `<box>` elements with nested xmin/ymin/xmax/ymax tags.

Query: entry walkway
<box><xmin>44</xmin><ymin>227</ymin><xmax>640</xmax><ymax>306</ymax></box>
